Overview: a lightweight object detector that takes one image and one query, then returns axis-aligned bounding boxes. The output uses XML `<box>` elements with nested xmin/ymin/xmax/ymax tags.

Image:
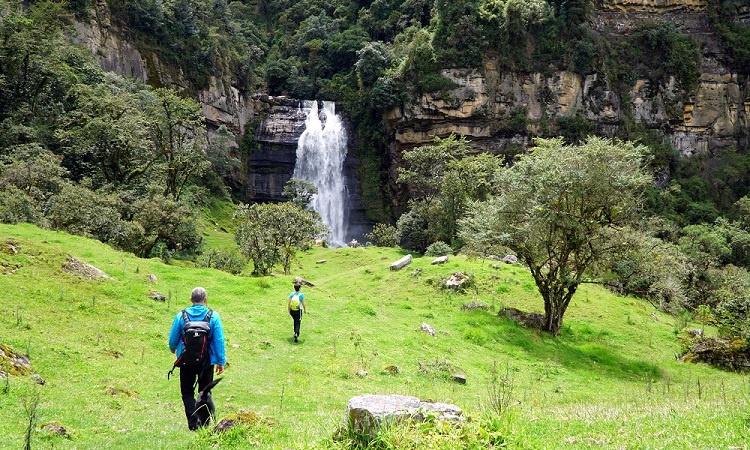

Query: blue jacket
<box><xmin>169</xmin><ymin>304</ymin><xmax>226</xmax><ymax>366</ymax></box>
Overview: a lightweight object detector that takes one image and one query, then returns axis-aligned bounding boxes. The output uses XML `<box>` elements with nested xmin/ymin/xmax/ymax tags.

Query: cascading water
<box><xmin>293</xmin><ymin>100</ymin><xmax>349</xmax><ymax>247</ymax></box>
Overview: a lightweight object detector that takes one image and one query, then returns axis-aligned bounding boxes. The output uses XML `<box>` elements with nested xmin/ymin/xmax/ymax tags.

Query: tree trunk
<box><xmin>544</xmin><ymin>302</ymin><xmax>565</xmax><ymax>337</ymax></box>
<box><xmin>542</xmin><ymin>285</ymin><xmax>577</xmax><ymax>337</ymax></box>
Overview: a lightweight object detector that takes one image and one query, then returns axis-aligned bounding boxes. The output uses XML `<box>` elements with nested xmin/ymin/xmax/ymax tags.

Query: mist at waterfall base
<box><xmin>293</xmin><ymin>100</ymin><xmax>353</xmax><ymax>248</ymax></box>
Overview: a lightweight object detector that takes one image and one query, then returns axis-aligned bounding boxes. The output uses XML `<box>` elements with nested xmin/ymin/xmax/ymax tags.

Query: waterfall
<box><xmin>293</xmin><ymin>100</ymin><xmax>349</xmax><ymax>247</ymax></box>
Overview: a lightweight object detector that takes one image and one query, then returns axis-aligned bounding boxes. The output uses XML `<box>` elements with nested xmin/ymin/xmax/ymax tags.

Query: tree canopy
<box><xmin>460</xmin><ymin>136</ymin><xmax>653</xmax><ymax>335</ymax></box>
<box><xmin>234</xmin><ymin>202</ymin><xmax>328</xmax><ymax>276</ymax></box>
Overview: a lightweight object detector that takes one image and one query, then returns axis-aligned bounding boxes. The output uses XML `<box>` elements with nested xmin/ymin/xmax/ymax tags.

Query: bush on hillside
<box><xmin>425</xmin><ymin>241</ymin><xmax>452</xmax><ymax>257</ymax></box>
<box><xmin>198</xmin><ymin>248</ymin><xmax>247</xmax><ymax>275</ymax></box>
<box><xmin>365</xmin><ymin>223</ymin><xmax>400</xmax><ymax>247</ymax></box>
<box><xmin>47</xmin><ymin>184</ymin><xmax>124</xmax><ymax>243</ymax></box>
<box><xmin>397</xmin><ymin>209</ymin><xmax>430</xmax><ymax>253</ymax></box>
<box><xmin>0</xmin><ymin>185</ymin><xmax>46</xmax><ymax>226</ymax></box>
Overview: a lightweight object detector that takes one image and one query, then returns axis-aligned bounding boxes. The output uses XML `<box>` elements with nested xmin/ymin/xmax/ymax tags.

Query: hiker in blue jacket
<box><xmin>287</xmin><ymin>283</ymin><xmax>307</xmax><ymax>342</ymax></box>
<box><xmin>168</xmin><ymin>287</ymin><xmax>226</xmax><ymax>430</ymax></box>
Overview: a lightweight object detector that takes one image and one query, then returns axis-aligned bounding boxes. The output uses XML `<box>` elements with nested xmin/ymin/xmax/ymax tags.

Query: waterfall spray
<box><xmin>293</xmin><ymin>101</ymin><xmax>349</xmax><ymax>247</ymax></box>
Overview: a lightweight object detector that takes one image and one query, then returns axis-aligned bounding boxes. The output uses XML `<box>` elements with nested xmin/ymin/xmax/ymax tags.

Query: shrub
<box><xmin>713</xmin><ymin>265</ymin><xmax>750</xmax><ymax>340</ymax></box>
<box><xmin>425</xmin><ymin>241</ymin><xmax>452</xmax><ymax>257</ymax></box>
<box><xmin>47</xmin><ymin>184</ymin><xmax>123</xmax><ymax>242</ymax></box>
<box><xmin>397</xmin><ymin>209</ymin><xmax>430</xmax><ymax>252</ymax></box>
<box><xmin>678</xmin><ymin>332</ymin><xmax>750</xmax><ymax>372</ymax></box>
<box><xmin>0</xmin><ymin>185</ymin><xmax>45</xmax><ymax>226</ymax></box>
<box><xmin>365</xmin><ymin>223</ymin><xmax>400</xmax><ymax>247</ymax></box>
<box><xmin>198</xmin><ymin>248</ymin><xmax>248</xmax><ymax>275</ymax></box>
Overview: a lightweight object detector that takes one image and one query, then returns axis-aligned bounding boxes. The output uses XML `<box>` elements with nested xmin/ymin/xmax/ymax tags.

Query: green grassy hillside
<box><xmin>0</xmin><ymin>223</ymin><xmax>747</xmax><ymax>449</ymax></box>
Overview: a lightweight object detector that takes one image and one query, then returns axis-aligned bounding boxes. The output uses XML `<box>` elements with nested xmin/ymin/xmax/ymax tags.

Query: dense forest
<box><xmin>1</xmin><ymin>0</ymin><xmax>750</xmax><ymax>351</ymax></box>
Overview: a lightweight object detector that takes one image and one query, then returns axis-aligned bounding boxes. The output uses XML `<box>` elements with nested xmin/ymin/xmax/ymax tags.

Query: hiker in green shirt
<box><xmin>287</xmin><ymin>283</ymin><xmax>307</xmax><ymax>342</ymax></box>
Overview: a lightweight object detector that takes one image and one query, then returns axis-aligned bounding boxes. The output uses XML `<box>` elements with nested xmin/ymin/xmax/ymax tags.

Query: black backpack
<box><xmin>168</xmin><ymin>309</ymin><xmax>213</xmax><ymax>378</ymax></box>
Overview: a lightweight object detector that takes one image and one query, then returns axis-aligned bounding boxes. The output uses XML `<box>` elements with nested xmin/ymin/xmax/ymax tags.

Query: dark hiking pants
<box><xmin>179</xmin><ymin>360</ymin><xmax>214</xmax><ymax>430</ymax></box>
<box><xmin>290</xmin><ymin>309</ymin><xmax>302</xmax><ymax>337</ymax></box>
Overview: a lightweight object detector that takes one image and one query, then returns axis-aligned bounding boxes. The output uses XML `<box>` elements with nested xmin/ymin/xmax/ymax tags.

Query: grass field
<box><xmin>0</xmin><ymin>223</ymin><xmax>748</xmax><ymax>449</ymax></box>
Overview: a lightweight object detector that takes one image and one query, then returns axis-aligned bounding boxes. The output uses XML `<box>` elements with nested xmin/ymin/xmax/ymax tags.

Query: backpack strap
<box><xmin>169</xmin><ymin>310</ymin><xmax>193</xmax><ymax>379</ymax></box>
<box><xmin>168</xmin><ymin>309</ymin><xmax>213</xmax><ymax>380</ymax></box>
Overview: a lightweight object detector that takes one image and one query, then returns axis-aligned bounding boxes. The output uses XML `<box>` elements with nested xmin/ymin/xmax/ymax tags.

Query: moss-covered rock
<box><xmin>0</xmin><ymin>343</ymin><xmax>32</xmax><ymax>377</ymax></box>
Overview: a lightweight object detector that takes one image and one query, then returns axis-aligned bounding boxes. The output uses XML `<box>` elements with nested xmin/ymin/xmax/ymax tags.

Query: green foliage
<box><xmin>355</xmin><ymin>41</ymin><xmax>395</xmax><ymax>87</ymax></box>
<box><xmin>397</xmin><ymin>134</ymin><xmax>470</xmax><ymax>198</ymax></box>
<box><xmin>619</xmin><ymin>21</ymin><xmax>701</xmax><ymax>94</ymax></box>
<box><xmin>0</xmin><ymin>144</ymin><xmax>68</xmax><ymax>204</ymax></box>
<box><xmin>140</xmin><ymin>88</ymin><xmax>210</xmax><ymax>201</ymax></box>
<box><xmin>0</xmin><ymin>185</ymin><xmax>44</xmax><ymax>226</ymax></box>
<box><xmin>235</xmin><ymin>202</ymin><xmax>328</xmax><ymax>275</ymax></box>
<box><xmin>709</xmin><ymin>0</ymin><xmax>750</xmax><ymax>72</ymax></box>
<box><xmin>506</xmin><ymin>107</ymin><xmax>529</xmax><ymax>134</ymax></box>
<box><xmin>369</xmin><ymin>76</ymin><xmax>403</xmax><ymax>110</ymax></box>
<box><xmin>205</xmin><ymin>125</ymin><xmax>241</xmax><ymax>196</ymax></box>
<box><xmin>282</xmin><ymin>178</ymin><xmax>318</xmax><ymax>208</ymax></box>
<box><xmin>605</xmin><ymin>224</ymin><xmax>690</xmax><ymax>313</ymax></box>
<box><xmin>397</xmin><ymin>207</ymin><xmax>430</xmax><ymax>252</ymax></box>
<box><xmin>396</xmin><ymin>135</ymin><xmax>501</xmax><ymax>250</ymax></box>
<box><xmin>107</xmin><ymin>0</ymin><xmax>264</xmax><ymax>89</ymax></box>
<box><xmin>556</xmin><ymin>109</ymin><xmax>596</xmax><ymax>144</ymax></box>
<box><xmin>55</xmin><ymin>76</ymin><xmax>152</xmax><ymax>189</ymax></box>
<box><xmin>128</xmin><ymin>195</ymin><xmax>202</xmax><ymax>258</ymax></box>
<box><xmin>47</xmin><ymin>183</ymin><xmax>124</xmax><ymax>243</ymax></box>
<box><xmin>197</xmin><ymin>248</ymin><xmax>247</xmax><ymax>275</ymax></box>
<box><xmin>424</xmin><ymin>241</ymin><xmax>452</xmax><ymax>257</ymax></box>
<box><xmin>433</xmin><ymin>0</ymin><xmax>485</xmax><ymax>67</ymax></box>
<box><xmin>332</xmin><ymin>413</ymin><xmax>505</xmax><ymax>449</ymax></box>
<box><xmin>461</xmin><ymin>137</ymin><xmax>652</xmax><ymax>335</ymax></box>
<box><xmin>365</xmin><ymin>223</ymin><xmax>401</xmax><ymax>247</ymax></box>
<box><xmin>714</xmin><ymin>269</ymin><xmax>750</xmax><ymax>340</ymax></box>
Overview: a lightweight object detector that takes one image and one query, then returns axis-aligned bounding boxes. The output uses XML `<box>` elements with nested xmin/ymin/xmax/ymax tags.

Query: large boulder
<box><xmin>346</xmin><ymin>394</ymin><xmax>462</xmax><ymax>435</ymax></box>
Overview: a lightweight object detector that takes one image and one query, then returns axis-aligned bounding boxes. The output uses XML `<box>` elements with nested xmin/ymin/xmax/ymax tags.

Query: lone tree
<box><xmin>460</xmin><ymin>137</ymin><xmax>652</xmax><ymax>336</ymax></box>
<box><xmin>235</xmin><ymin>202</ymin><xmax>328</xmax><ymax>275</ymax></box>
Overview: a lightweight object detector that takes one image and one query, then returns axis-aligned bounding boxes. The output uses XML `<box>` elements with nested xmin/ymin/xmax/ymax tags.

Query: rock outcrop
<box><xmin>72</xmin><ymin>1</ymin><xmax>748</xmax><ymax>220</ymax></box>
<box><xmin>383</xmin><ymin>2</ymin><xmax>748</xmax><ymax>207</ymax></box>
<box><xmin>73</xmin><ymin>17</ymin><xmax>253</xmax><ymax>136</ymax></box>
<box><xmin>346</xmin><ymin>394</ymin><xmax>462</xmax><ymax>435</ymax></box>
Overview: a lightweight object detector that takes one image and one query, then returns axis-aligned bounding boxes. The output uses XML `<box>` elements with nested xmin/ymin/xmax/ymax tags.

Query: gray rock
<box><xmin>149</xmin><ymin>291</ymin><xmax>166</xmax><ymax>302</ymax></box>
<box><xmin>420</xmin><ymin>323</ymin><xmax>436</xmax><ymax>337</ymax></box>
<box><xmin>451</xmin><ymin>374</ymin><xmax>467</xmax><ymax>384</ymax></box>
<box><xmin>446</xmin><ymin>272</ymin><xmax>469</xmax><ymax>288</ymax></box>
<box><xmin>42</xmin><ymin>422</ymin><xmax>69</xmax><ymax>437</ymax></box>
<box><xmin>501</xmin><ymin>254</ymin><xmax>518</xmax><ymax>264</ymax></box>
<box><xmin>214</xmin><ymin>418</ymin><xmax>238</xmax><ymax>433</ymax></box>
<box><xmin>390</xmin><ymin>254</ymin><xmax>412</xmax><ymax>271</ymax></box>
<box><xmin>346</xmin><ymin>394</ymin><xmax>463</xmax><ymax>435</ymax></box>
<box><xmin>431</xmin><ymin>255</ymin><xmax>449</xmax><ymax>265</ymax></box>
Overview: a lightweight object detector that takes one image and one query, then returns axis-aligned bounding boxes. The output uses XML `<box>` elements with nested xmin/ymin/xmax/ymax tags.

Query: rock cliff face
<box><xmin>73</xmin><ymin>1</ymin><xmax>748</xmax><ymax>221</ymax></box>
<box><xmin>73</xmin><ymin>16</ymin><xmax>252</xmax><ymax>136</ymax></box>
<box><xmin>385</xmin><ymin>1</ymin><xmax>748</xmax><ymax>179</ymax></box>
